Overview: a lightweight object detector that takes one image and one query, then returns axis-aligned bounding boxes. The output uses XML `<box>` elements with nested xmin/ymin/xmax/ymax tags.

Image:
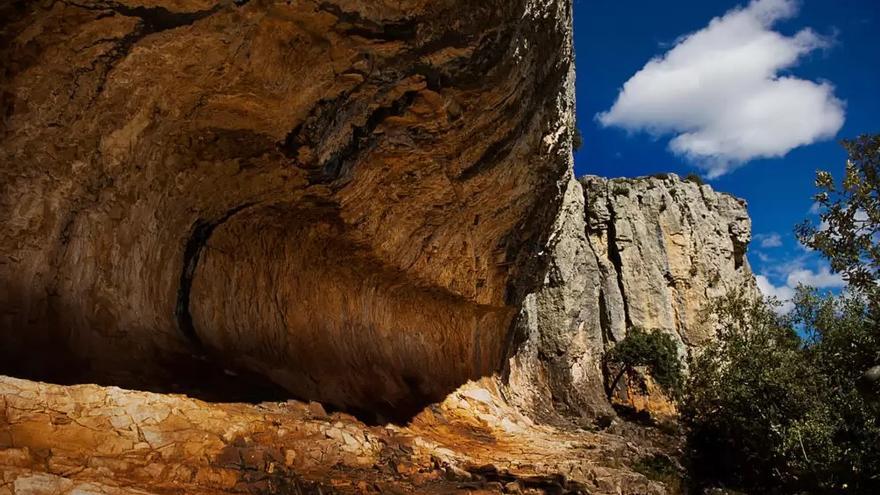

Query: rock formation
<box><xmin>0</xmin><ymin>0</ymin><xmax>574</xmax><ymax>420</ymax></box>
<box><xmin>507</xmin><ymin>174</ymin><xmax>756</xmax><ymax>420</ymax></box>
<box><xmin>0</xmin><ymin>376</ymin><xmax>676</xmax><ymax>494</ymax></box>
<box><xmin>0</xmin><ymin>0</ymin><xmax>759</xmax><ymax>493</ymax></box>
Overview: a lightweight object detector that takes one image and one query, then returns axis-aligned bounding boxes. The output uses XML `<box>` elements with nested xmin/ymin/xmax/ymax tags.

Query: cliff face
<box><xmin>508</xmin><ymin>174</ymin><xmax>756</xmax><ymax>419</ymax></box>
<box><xmin>0</xmin><ymin>1</ymin><xmax>762</xmax><ymax>492</ymax></box>
<box><xmin>583</xmin><ymin>175</ymin><xmax>755</xmax><ymax>350</ymax></box>
<box><xmin>0</xmin><ymin>0</ymin><xmax>574</xmax><ymax>419</ymax></box>
<box><xmin>0</xmin><ymin>172</ymin><xmax>756</xmax><ymax>494</ymax></box>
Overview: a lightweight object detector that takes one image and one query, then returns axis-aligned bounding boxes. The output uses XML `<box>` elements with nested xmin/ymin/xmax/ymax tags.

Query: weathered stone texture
<box><xmin>0</xmin><ymin>375</ymin><xmax>674</xmax><ymax>494</ymax></box>
<box><xmin>0</xmin><ymin>0</ymin><xmax>574</xmax><ymax>417</ymax></box>
<box><xmin>582</xmin><ymin>174</ymin><xmax>757</xmax><ymax>351</ymax></box>
<box><xmin>0</xmin><ymin>0</ymin><xmax>760</xmax><ymax>492</ymax></box>
<box><xmin>508</xmin><ymin>173</ymin><xmax>757</xmax><ymax>420</ymax></box>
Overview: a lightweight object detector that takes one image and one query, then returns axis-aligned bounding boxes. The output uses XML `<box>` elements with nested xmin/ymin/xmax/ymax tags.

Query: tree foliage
<box><xmin>572</xmin><ymin>125</ymin><xmax>584</xmax><ymax>151</ymax></box>
<box><xmin>683</xmin><ymin>136</ymin><xmax>880</xmax><ymax>493</ymax></box>
<box><xmin>683</xmin><ymin>290</ymin><xmax>880</xmax><ymax>493</ymax></box>
<box><xmin>604</xmin><ymin>327</ymin><xmax>684</xmax><ymax>400</ymax></box>
<box><xmin>797</xmin><ymin>134</ymin><xmax>880</xmax><ymax>303</ymax></box>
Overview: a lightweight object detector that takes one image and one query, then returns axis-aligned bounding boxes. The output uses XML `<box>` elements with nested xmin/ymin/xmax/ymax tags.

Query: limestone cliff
<box><xmin>508</xmin><ymin>174</ymin><xmax>757</xmax><ymax>420</ymax></box>
<box><xmin>0</xmin><ymin>171</ymin><xmax>757</xmax><ymax>493</ymax></box>
<box><xmin>0</xmin><ymin>1</ymin><xmax>761</xmax><ymax>493</ymax></box>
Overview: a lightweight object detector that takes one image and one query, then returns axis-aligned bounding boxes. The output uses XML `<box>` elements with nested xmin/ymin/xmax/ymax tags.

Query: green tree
<box><xmin>683</xmin><ymin>135</ymin><xmax>880</xmax><ymax>493</ymax></box>
<box><xmin>796</xmin><ymin>134</ymin><xmax>880</xmax><ymax>406</ymax></box>
<box><xmin>791</xmin><ymin>288</ymin><xmax>880</xmax><ymax>490</ymax></box>
<box><xmin>796</xmin><ymin>134</ymin><xmax>880</xmax><ymax>303</ymax></box>
<box><xmin>604</xmin><ymin>327</ymin><xmax>684</xmax><ymax>400</ymax></box>
<box><xmin>681</xmin><ymin>292</ymin><xmax>828</xmax><ymax>492</ymax></box>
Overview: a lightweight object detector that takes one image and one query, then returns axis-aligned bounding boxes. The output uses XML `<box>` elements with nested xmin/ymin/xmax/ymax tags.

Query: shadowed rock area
<box><xmin>0</xmin><ymin>0</ymin><xmax>574</xmax><ymax>419</ymax></box>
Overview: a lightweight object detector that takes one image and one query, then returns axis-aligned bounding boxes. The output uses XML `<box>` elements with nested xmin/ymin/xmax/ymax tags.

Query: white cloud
<box><xmin>785</xmin><ymin>266</ymin><xmax>845</xmax><ymax>289</ymax></box>
<box><xmin>756</xmin><ymin>274</ymin><xmax>796</xmax><ymax>314</ymax></box>
<box><xmin>756</xmin><ymin>232</ymin><xmax>783</xmax><ymax>248</ymax></box>
<box><xmin>756</xmin><ymin>264</ymin><xmax>845</xmax><ymax>314</ymax></box>
<box><xmin>596</xmin><ymin>0</ymin><xmax>845</xmax><ymax>177</ymax></box>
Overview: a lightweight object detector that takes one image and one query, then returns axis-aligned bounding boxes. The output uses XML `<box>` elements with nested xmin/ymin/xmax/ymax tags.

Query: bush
<box><xmin>796</xmin><ymin>134</ymin><xmax>880</xmax><ymax>304</ymax></box>
<box><xmin>633</xmin><ymin>453</ymin><xmax>684</xmax><ymax>492</ymax></box>
<box><xmin>612</xmin><ymin>183</ymin><xmax>630</xmax><ymax>196</ymax></box>
<box><xmin>572</xmin><ymin>126</ymin><xmax>584</xmax><ymax>151</ymax></box>
<box><xmin>605</xmin><ymin>327</ymin><xmax>684</xmax><ymax>400</ymax></box>
<box><xmin>682</xmin><ymin>290</ymin><xmax>880</xmax><ymax>493</ymax></box>
<box><xmin>684</xmin><ymin>136</ymin><xmax>880</xmax><ymax>493</ymax></box>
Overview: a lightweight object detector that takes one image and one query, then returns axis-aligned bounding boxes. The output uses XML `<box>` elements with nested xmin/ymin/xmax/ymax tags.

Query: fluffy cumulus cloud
<box><xmin>756</xmin><ymin>264</ymin><xmax>845</xmax><ymax>314</ymax></box>
<box><xmin>756</xmin><ymin>275</ymin><xmax>796</xmax><ymax>313</ymax></box>
<box><xmin>597</xmin><ymin>0</ymin><xmax>845</xmax><ymax>177</ymax></box>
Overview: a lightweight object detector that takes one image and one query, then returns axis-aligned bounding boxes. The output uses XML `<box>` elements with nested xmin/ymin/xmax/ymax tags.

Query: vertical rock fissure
<box><xmin>176</xmin><ymin>203</ymin><xmax>255</xmax><ymax>354</ymax></box>
<box><xmin>582</xmin><ymin>192</ymin><xmax>615</xmax><ymax>348</ymax></box>
<box><xmin>604</xmin><ymin>186</ymin><xmax>631</xmax><ymax>330</ymax></box>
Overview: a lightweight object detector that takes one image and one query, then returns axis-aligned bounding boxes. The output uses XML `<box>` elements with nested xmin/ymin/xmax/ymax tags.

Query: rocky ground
<box><xmin>0</xmin><ymin>375</ymin><xmax>680</xmax><ymax>494</ymax></box>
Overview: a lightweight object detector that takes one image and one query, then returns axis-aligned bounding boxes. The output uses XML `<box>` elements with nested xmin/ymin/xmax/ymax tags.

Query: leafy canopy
<box><xmin>797</xmin><ymin>134</ymin><xmax>880</xmax><ymax>303</ymax></box>
<box><xmin>683</xmin><ymin>135</ymin><xmax>880</xmax><ymax>494</ymax></box>
<box><xmin>604</xmin><ymin>327</ymin><xmax>684</xmax><ymax>399</ymax></box>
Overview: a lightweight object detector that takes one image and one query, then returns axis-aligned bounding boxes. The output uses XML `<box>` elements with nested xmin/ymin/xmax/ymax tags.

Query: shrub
<box><xmin>612</xmin><ymin>183</ymin><xmax>630</xmax><ymax>196</ymax></box>
<box><xmin>633</xmin><ymin>453</ymin><xmax>684</xmax><ymax>493</ymax></box>
<box><xmin>682</xmin><ymin>290</ymin><xmax>880</xmax><ymax>493</ymax></box>
<box><xmin>684</xmin><ymin>136</ymin><xmax>880</xmax><ymax>493</ymax></box>
<box><xmin>605</xmin><ymin>327</ymin><xmax>684</xmax><ymax>400</ymax></box>
<box><xmin>796</xmin><ymin>134</ymin><xmax>880</xmax><ymax>303</ymax></box>
<box><xmin>572</xmin><ymin>126</ymin><xmax>584</xmax><ymax>151</ymax></box>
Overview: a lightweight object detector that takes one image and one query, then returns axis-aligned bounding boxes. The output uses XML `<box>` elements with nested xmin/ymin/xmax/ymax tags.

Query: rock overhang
<box><xmin>0</xmin><ymin>0</ymin><xmax>575</xmax><ymax>419</ymax></box>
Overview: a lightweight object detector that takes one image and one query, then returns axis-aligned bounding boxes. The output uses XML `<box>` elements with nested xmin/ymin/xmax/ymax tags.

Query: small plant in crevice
<box><xmin>612</xmin><ymin>183</ymin><xmax>630</xmax><ymax>196</ymax></box>
<box><xmin>572</xmin><ymin>125</ymin><xmax>584</xmax><ymax>151</ymax></box>
<box><xmin>633</xmin><ymin>453</ymin><xmax>685</xmax><ymax>493</ymax></box>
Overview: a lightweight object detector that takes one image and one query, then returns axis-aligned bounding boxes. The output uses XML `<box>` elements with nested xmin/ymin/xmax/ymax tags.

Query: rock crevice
<box><xmin>507</xmin><ymin>173</ymin><xmax>757</xmax><ymax>420</ymax></box>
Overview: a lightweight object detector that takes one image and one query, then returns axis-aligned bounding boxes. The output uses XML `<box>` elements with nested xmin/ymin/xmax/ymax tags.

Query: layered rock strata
<box><xmin>0</xmin><ymin>0</ymin><xmax>574</xmax><ymax>419</ymax></box>
<box><xmin>0</xmin><ymin>375</ymin><xmax>675</xmax><ymax>495</ymax></box>
<box><xmin>0</xmin><ymin>0</ymin><xmax>762</xmax><ymax>492</ymax></box>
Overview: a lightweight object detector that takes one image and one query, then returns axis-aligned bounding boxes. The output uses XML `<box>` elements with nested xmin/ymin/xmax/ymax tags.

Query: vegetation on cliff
<box><xmin>604</xmin><ymin>328</ymin><xmax>684</xmax><ymax>401</ymax></box>
<box><xmin>683</xmin><ymin>135</ymin><xmax>880</xmax><ymax>494</ymax></box>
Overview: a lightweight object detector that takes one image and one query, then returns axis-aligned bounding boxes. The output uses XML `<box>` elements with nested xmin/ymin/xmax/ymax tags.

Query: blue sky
<box><xmin>572</xmin><ymin>0</ymin><xmax>879</xmax><ymax>309</ymax></box>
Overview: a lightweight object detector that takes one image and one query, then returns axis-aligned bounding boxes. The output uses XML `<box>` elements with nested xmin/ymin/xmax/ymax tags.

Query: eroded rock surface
<box><xmin>0</xmin><ymin>375</ymin><xmax>675</xmax><ymax>495</ymax></box>
<box><xmin>583</xmin><ymin>174</ymin><xmax>756</xmax><ymax>350</ymax></box>
<box><xmin>508</xmin><ymin>174</ymin><xmax>757</xmax><ymax>420</ymax></box>
<box><xmin>0</xmin><ymin>0</ymin><xmax>574</xmax><ymax>417</ymax></box>
<box><xmin>0</xmin><ymin>0</ymin><xmax>761</xmax><ymax>492</ymax></box>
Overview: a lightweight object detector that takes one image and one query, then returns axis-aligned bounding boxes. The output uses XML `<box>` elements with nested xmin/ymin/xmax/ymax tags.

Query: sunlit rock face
<box><xmin>582</xmin><ymin>174</ymin><xmax>757</xmax><ymax>351</ymax></box>
<box><xmin>0</xmin><ymin>0</ymin><xmax>574</xmax><ymax>418</ymax></box>
<box><xmin>507</xmin><ymin>174</ymin><xmax>757</xmax><ymax>420</ymax></box>
<box><xmin>0</xmin><ymin>375</ymin><xmax>674</xmax><ymax>495</ymax></box>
